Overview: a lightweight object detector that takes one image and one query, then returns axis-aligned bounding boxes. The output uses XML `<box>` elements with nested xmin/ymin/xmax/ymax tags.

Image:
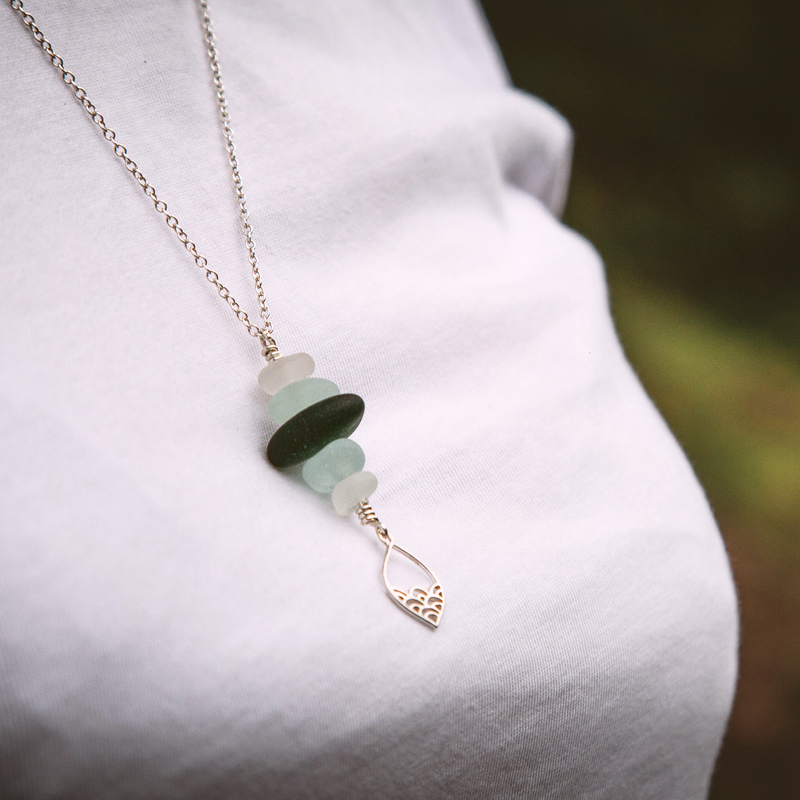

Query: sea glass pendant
<box><xmin>258</xmin><ymin>350</ymin><xmax>444</xmax><ymax>628</ymax></box>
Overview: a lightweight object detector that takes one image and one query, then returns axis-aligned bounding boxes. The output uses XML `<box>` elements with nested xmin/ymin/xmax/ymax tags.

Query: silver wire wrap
<box><xmin>356</xmin><ymin>501</ymin><xmax>391</xmax><ymax>544</ymax></box>
<box><xmin>260</xmin><ymin>336</ymin><xmax>282</xmax><ymax>362</ymax></box>
<box><xmin>8</xmin><ymin>0</ymin><xmax>278</xmax><ymax>356</ymax></box>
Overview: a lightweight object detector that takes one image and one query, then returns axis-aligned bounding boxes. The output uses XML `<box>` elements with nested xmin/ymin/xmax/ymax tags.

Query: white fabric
<box><xmin>0</xmin><ymin>2</ymin><xmax>737</xmax><ymax>798</ymax></box>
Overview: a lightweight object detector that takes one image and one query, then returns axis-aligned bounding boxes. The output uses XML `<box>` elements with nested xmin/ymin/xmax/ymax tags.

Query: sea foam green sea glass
<box><xmin>268</xmin><ymin>377</ymin><xmax>340</xmax><ymax>426</ymax></box>
<box><xmin>302</xmin><ymin>438</ymin><xmax>366</xmax><ymax>493</ymax></box>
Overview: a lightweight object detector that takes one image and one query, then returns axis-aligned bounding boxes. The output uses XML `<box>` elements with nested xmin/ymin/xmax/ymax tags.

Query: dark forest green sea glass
<box><xmin>266</xmin><ymin>393</ymin><xmax>365</xmax><ymax>468</ymax></box>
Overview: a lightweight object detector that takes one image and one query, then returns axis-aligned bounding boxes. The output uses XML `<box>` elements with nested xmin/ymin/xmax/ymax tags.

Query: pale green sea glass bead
<box><xmin>302</xmin><ymin>438</ymin><xmax>366</xmax><ymax>494</ymax></box>
<box><xmin>331</xmin><ymin>470</ymin><xmax>378</xmax><ymax>516</ymax></box>
<box><xmin>257</xmin><ymin>352</ymin><xmax>315</xmax><ymax>396</ymax></box>
<box><xmin>269</xmin><ymin>378</ymin><xmax>340</xmax><ymax>426</ymax></box>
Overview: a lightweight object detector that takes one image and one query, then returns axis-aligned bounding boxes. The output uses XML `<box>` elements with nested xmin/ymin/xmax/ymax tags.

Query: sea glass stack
<box><xmin>258</xmin><ymin>353</ymin><xmax>377</xmax><ymax>516</ymax></box>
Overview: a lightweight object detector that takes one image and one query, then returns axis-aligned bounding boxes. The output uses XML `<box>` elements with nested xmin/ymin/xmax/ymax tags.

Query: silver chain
<box><xmin>9</xmin><ymin>0</ymin><xmax>279</xmax><ymax>356</ymax></box>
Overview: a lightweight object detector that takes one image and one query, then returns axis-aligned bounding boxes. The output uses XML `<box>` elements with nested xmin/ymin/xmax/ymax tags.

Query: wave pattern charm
<box><xmin>356</xmin><ymin>501</ymin><xmax>444</xmax><ymax>628</ymax></box>
<box><xmin>382</xmin><ymin>543</ymin><xmax>444</xmax><ymax>628</ymax></box>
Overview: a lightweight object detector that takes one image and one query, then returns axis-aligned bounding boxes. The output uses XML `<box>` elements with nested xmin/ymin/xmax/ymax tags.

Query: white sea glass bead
<box><xmin>269</xmin><ymin>378</ymin><xmax>340</xmax><ymax>426</ymax></box>
<box><xmin>302</xmin><ymin>438</ymin><xmax>366</xmax><ymax>493</ymax></box>
<box><xmin>331</xmin><ymin>470</ymin><xmax>378</xmax><ymax>516</ymax></box>
<box><xmin>257</xmin><ymin>352</ymin><xmax>315</xmax><ymax>396</ymax></box>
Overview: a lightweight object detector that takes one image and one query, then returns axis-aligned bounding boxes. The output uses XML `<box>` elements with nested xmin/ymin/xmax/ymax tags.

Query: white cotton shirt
<box><xmin>0</xmin><ymin>1</ymin><xmax>737</xmax><ymax>798</ymax></box>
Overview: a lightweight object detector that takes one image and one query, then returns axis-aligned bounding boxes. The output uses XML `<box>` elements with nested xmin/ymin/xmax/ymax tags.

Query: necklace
<box><xmin>9</xmin><ymin>0</ymin><xmax>445</xmax><ymax>629</ymax></box>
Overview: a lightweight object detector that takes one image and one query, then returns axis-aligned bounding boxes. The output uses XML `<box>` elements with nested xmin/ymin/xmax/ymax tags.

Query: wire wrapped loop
<box><xmin>356</xmin><ymin>501</ymin><xmax>391</xmax><ymax>544</ymax></box>
<box><xmin>260</xmin><ymin>334</ymin><xmax>282</xmax><ymax>361</ymax></box>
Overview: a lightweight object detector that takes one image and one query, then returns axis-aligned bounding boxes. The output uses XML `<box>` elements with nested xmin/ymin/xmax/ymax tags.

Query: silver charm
<box><xmin>357</xmin><ymin>502</ymin><xmax>445</xmax><ymax>628</ymax></box>
<box><xmin>383</xmin><ymin>543</ymin><xmax>444</xmax><ymax>628</ymax></box>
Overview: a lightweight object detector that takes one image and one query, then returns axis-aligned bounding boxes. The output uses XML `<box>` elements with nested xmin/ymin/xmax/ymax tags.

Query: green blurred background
<box><xmin>479</xmin><ymin>1</ymin><xmax>800</xmax><ymax>796</ymax></box>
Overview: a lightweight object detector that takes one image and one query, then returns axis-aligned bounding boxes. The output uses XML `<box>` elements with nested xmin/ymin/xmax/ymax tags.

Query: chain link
<box><xmin>9</xmin><ymin>0</ymin><xmax>278</xmax><ymax>351</ymax></box>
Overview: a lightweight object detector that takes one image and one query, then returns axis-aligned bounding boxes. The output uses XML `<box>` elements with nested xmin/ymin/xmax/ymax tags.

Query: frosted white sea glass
<box><xmin>331</xmin><ymin>470</ymin><xmax>378</xmax><ymax>516</ymax></box>
<box><xmin>302</xmin><ymin>438</ymin><xmax>366</xmax><ymax>493</ymax></box>
<box><xmin>269</xmin><ymin>378</ymin><xmax>340</xmax><ymax>426</ymax></box>
<box><xmin>257</xmin><ymin>352</ymin><xmax>315</xmax><ymax>396</ymax></box>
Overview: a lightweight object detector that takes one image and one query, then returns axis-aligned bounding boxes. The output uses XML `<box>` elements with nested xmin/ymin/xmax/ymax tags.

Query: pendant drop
<box><xmin>382</xmin><ymin>542</ymin><xmax>445</xmax><ymax>628</ymax></box>
<box><xmin>358</xmin><ymin>502</ymin><xmax>445</xmax><ymax>628</ymax></box>
<box><xmin>258</xmin><ymin>346</ymin><xmax>444</xmax><ymax>628</ymax></box>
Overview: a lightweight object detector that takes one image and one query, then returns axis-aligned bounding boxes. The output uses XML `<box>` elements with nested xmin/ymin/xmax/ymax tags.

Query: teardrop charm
<box><xmin>355</xmin><ymin>501</ymin><xmax>444</xmax><ymax>628</ymax></box>
<box><xmin>382</xmin><ymin>542</ymin><xmax>445</xmax><ymax>628</ymax></box>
